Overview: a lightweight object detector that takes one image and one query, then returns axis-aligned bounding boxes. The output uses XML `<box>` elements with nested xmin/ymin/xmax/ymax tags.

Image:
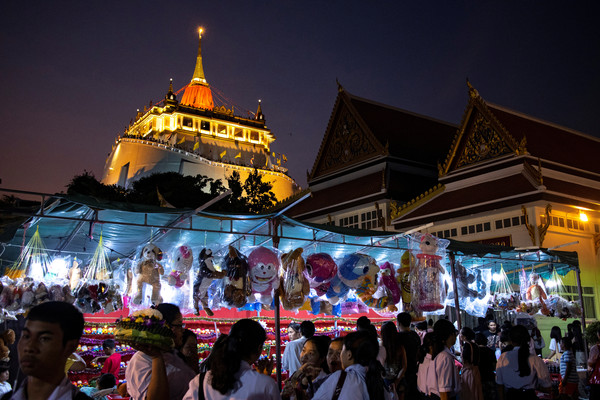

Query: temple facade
<box><xmin>102</xmin><ymin>30</ymin><xmax>299</xmax><ymax>201</ymax></box>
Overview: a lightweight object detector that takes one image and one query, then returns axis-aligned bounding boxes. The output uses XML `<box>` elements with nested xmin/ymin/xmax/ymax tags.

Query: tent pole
<box><xmin>271</xmin><ymin>217</ymin><xmax>282</xmax><ymax>388</ymax></box>
<box><xmin>575</xmin><ymin>265</ymin><xmax>589</xmax><ymax>362</ymax></box>
<box><xmin>449</xmin><ymin>252</ymin><xmax>462</xmax><ymax>330</ymax></box>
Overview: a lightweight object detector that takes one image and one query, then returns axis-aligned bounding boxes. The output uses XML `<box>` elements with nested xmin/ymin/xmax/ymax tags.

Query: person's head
<box><xmin>209</xmin><ymin>319</ymin><xmax>266</xmax><ymax>394</ymax></box>
<box><xmin>356</xmin><ymin>316</ymin><xmax>371</xmax><ymax>331</ymax></box>
<box><xmin>288</xmin><ymin>322</ymin><xmax>301</xmax><ymax>341</ymax></box>
<box><xmin>474</xmin><ymin>333</ymin><xmax>487</xmax><ymax>347</ymax></box>
<box><xmin>550</xmin><ymin>326</ymin><xmax>562</xmax><ymax>341</ymax></box>
<box><xmin>102</xmin><ymin>339</ymin><xmax>116</xmax><ymax>355</ymax></box>
<box><xmin>509</xmin><ymin>324</ymin><xmax>531</xmax><ymax>377</ymax></box>
<box><xmin>428</xmin><ymin>319</ymin><xmax>434</xmax><ymax>328</ymax></box>
<box><xmin>462</xmin><ymin>340</ymin><xmax>480</xmax><ymax>367</ymax></box>
<box><xmin>487</xmin><ymin>320</ymin><xmax>497</xmax><ymax>333</ymax></box>
<box><xmin>97</xmin><ymin>373</ymin><xmax>116</xmax><ymax>390</ymax></box>
<box><xmin>459</xmin><ymin>327</ymin><xmax>475</xmax><ymax>345</ymax></box>
<box><xmin>18</xmin><ymin>302</ymin><xmax>84</xmax><ymax>381</ymax></box>
<box><xmin>397</xmin><ymin>312</ymin><xmax>411</xmax><ymax>330</ymax></box>
<box><xmin>341</xmin><ymin>331</ymin><xmax>378</xmax><ymax>369</ymax></box>
<box><xmin>342</xmin><ymin>331</ymin><xmax>386</xmax><ymax>400</ymax></box>
<box><xmin>301</xmin><ymin>335</ymin><xmax>331</xmax><ymax>372</ymax></box>
<box><xmin>300</xmin><ymin>320</ymin><xmax>315</xmax><ymax>338</ymax></box>
<box><xmin>433</xmin><ymin>319</ymin><xmax>457</xmax><ymax>354</ymax></box>
<box><xmin>415</xmin><ymin>320</ymin><xmax>428</xmax><ymax>332</ymax></box>
<box><xmin>0</xmin><ymin>361</ymin><xmax>9</xmax><ymax>383</ymax></box>
<box><xmin>327</xmin><ymin>338</ymin><xmax>343</xmax><ymax>373</ymax></box>
<box><xmin>530</xmin><ymin>327</ymin><xmax>541</xmax><ymax>338</ymax></box>
<box><xmin>477</xmin><ymin>317</ymin><xmax>487</xmax><ymax>328</ymax></box>
<box><xmin>180</xmin><ymin>329</ymin><xmax>197</xmax><ymax>358</ymax></box>
<box><xmin>499</xmin><ymin>328</ymin><xmax>511</xmax><ymax>349</ymax></box>
<box><xmin>156</xmin><ymin>303</ymin><xmax>184</xmax><ymax>347</ymax></box>
<box><xmin>560</xmin><ymin>336</ymin><xmax>572</xmax><ymax>351</ymax></box>
<box><xmin>417</xmin><ymin>332</ymin><xmax>436</xmax><ymax>363</ymax></box>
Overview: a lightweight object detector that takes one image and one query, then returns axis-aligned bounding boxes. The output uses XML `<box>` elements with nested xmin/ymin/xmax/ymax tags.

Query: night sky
<box><xmin>1</xmin><ymin>2</ymin><xmax>599</xmax><ymax>195</ymax></box>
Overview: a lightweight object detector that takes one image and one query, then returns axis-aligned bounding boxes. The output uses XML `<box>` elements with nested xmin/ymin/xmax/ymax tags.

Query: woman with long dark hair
<box><xmin>495</xmin><ymin>325</ymin><xmax>551</xmax><ymax>400</ymax></box>
<box><xmin>182</xmin><ymin>319</ymin><xmax>281</xmax><ymax>400</ymax></box>
<box><xmin>312</xmin><ymin>331</ymin><xmax>389</xmax><ymax>400</ymax></box>
<box><xmin>381</xmin><ymin>321</ymin><xmax>407</xmax><ymax>399</ymax></box>
<box><xmin>548</xmin><ymin>325</ymin><xmax>562</xmax><ymax>361</ymax></box>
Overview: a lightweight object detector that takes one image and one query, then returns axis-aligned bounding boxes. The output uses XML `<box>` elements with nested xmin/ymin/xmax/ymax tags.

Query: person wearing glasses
<box><xmin>125</xmin><ymin>303</ymin><xmax>195</xmax><ymax>400</ymax></box>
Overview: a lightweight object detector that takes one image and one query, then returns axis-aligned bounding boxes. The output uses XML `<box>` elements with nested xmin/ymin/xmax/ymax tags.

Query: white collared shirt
<box><xmin>125</xmin><ymin>350</ymin><xmax>196</xmax><ymax>400</ymax></box>
<box><xmin>182</xmin><ymin>360</ymin><xmax>281</xmax><ymax>400</ymax></box>
<box><xmin>312</xmin><ymin>364</ymin><xmax>370</xmax><ymax>400</ymax></box>
<box><xmin>429</xmin><ymin>347</ymin><xmax>460</xmax><ymax>397</ymax></box>
<box><xmin>11</xmin><ymin>376</ymin><xmax>79</xmax><ymax>400</ymax></box>
<box><xmin>496</xmin><ymin>346</ymin><xmax>552</xmax><ymax>390</ymax></box>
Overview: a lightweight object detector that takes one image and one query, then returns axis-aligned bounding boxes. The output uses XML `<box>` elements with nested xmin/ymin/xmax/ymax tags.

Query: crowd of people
<box><xmin>4</xmin><ymin>301</ymin><xmax>600</xmax><ymax>400</ymax></box>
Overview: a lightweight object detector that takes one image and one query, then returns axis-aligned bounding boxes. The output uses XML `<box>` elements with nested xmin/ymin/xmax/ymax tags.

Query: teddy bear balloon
<box><xmin>222</xmin><ymin>246</ymin><xmax>252</xmax><ymax>308</ymax></box>
<box><xmin>279</xmin><ymin>248</ymin><xmax>310</xmax><ymax>310</ymax></box>
<box><xmin>132</xmin><ymin>244</ymin><xmax>164</xmax><ymax>305</ymax></box>
<box><xmin>248</xmin><ymin>247</ymin><xmax>280</xmax><ymax>307</ymax></box>
<box><xmin>411</xmin><ymin>233</ymin><xmax>450</xmax><ymax>312</ymax></box>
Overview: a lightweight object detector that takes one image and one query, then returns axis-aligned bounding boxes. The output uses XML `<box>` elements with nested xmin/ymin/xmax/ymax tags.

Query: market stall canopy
<box><xmin>0</xmin><ymin>193</ymin><xmax>577</xmax><ymax>277</ymax></box>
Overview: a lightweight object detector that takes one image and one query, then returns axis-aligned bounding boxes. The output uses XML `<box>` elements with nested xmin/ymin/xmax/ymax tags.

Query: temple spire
<box><xmin>191</xmin><ymin>28</ymin><xmax>208</xmax><ymax>85</ymax></box>
<box><xmin>255</xmin><ymin>99</ymin><xmax>265</xmax><ymax>121</ymax></box>
<box><xmin>181</xmin><ymin>28</ymin><xmax>214</xmax><ymax>110</ymax></box>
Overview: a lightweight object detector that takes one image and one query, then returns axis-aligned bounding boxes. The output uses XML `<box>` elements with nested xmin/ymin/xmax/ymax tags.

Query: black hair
<box><xmin>397</xmin><ymin>312</ymin><xmax>411</xmax><ymax>328</ymax></box>
<box><xmin>356</xmin><ymin>316</ymin><xmax>371</xmax><ymax>331</ymax></box>
<box><xmin>550</xmin><ymin>326</ymin><xmax>562</xmax><ymax>342</ymax></box>
<box><xmin>98</xmin><ymin>373</ymin><xmax>116</xmax><ymax>389</ymax></box>
<box><xmin>474</xmin><ymin>333</ymin><xmax>487</xmax><ymax>346</ymax></box>
<box><xmin>27</xmin><ymin>301</ymin><xmax>84</xmax><ymax>345</ymax></box>
<box><xmin>209</xmin><ymin>319</ymin><xmax>266</xmax><ymax>394</ymax></box>
<box><xmin>416</xmin><ymin>320</ymin><xmax>428</xmax><ymax>331</ymax></box>
<box><xmin>509</xmin><ymin>324</ymin><xmax>531</xmax><ymax>377</ymax></box>
<box><xmin>460</xmin><ymin>327</ymin><xmax>475</xmax><ymax>342</ymax></box>
<box><xmin>155</xmin><ymin>303</ymin><xmax>182</xmax><ymax>326</ymax></box>
<box><xmin>199</xmin><ymin>333</ymin><xmax>228</xmax><ymax>373</ymax></box>
<box><xmin>180</xmin><ymin>329</ymin><xmax>197</xmax><ymax>348</ymax></box>
<box><xmin>417</xmin><ymin>332</ymin><xmax>435</xmax><ymax>364</ymax></box>
<box><xmin>343</xmin><ymin>331</ymin><xmax>386</xmax><ymax>400</ymax></box>
<box><xmin>432</xmin><ymin>319</ymin><xmax>456</xmax><ymax>359</ymax></box>
<box><xmin>304</xmin><ymin>335</ymin><xmax>332</xmax><ymax>373</ymax></box>
<box><xmin>381</xmin><ymin>321</ymin><xmax>402</xmax><ymax>368</ymax></box>
<box><xmin>462</xmin><ymin>341</ymin><xmax>480</xmax><ymax>367</ymax></box>
<box><xmin>288</xmin><ymin>322</ymin><xmax>301</xmax><ymax>333</ymax></box>
<box><xmin>560</xmin><ymin>336</ymin><xmax>572</xmax><ymax>350</ymax></box>
<box><xmin>102</xmin><ymin>339</ymin><xmax>116</xmax><ymax>350</ymax></box>
<box><xmin>300</xmin><ymin>320</ymin><xmax>315</xmax><ymax>338</ymax></box>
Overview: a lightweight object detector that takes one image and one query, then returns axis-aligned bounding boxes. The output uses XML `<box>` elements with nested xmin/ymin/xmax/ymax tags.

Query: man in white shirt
<box><xmin>282</xmin><ymin>320</ymin><xmax>314</xmax><ymax>375</ymax></box>
<box><xmin>12</xmin><ymin>301</ymin><xmax>91</xmax><ymax>400</ymax></box>
<box><xmin>125</xmin><ymin>303</ymin><xmax>195</xmax><ymax>400</ymax></box>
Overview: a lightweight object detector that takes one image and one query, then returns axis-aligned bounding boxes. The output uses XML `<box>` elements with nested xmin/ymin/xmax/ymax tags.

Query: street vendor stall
<box><xmin>0</xmin><ymin>190</ymin><xmax>586</xmax><ymax>388</ymax></box>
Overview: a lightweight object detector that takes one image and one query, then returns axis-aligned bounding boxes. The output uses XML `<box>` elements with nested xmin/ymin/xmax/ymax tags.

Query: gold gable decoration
<box><xmin>455</xmin><ymin>115</ymin><xmax>512</xmax><ymax>169</ymax></box>
<box><xmin>320</xmin><ymin>106</ymin><xmax>378</xmax><ymax>173</ymax></box>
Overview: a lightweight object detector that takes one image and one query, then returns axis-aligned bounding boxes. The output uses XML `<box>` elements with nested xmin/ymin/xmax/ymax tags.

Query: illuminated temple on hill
<box><xmin>102</xmin><ymin>29</ymin><xmax>299</xmax><ymax>201</ymax></box>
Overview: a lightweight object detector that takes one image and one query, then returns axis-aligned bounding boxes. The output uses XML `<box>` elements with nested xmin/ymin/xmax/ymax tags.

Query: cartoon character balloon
<box><xmin>326</xmin><ymin>253</ymin><xmax>379</xmax><ymax>305</ymax></box>
<box><xmin>193</xmin><ymin>248</ymin><xmax>226</xmax><ymax>316</ymax></box>
<box><xmin>304</xmin><ymin>253</ymin><xmax>338</xmax><ymax>297</ymax></box>
<box><xmin>132</xmin><ymin>244</ymin><xmax>164</xmax><ymax>305</ymax></box>
<box><xmin>248</xmin><ymin>247</ymin><xmax>280</xmax><ymax>306</ymax></box>
<box><xmin>167</xmin><ymin>245</ymin><xmax>193</xmax><ymax>288</ymax></box>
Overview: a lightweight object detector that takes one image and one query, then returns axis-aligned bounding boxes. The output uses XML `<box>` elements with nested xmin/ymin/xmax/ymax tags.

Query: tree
<box><xmin>242</xmin><ymin>169</ymin><xmax>276</xmax><ymax>213</ymax></box>
<box><xmin>66</xmin><ymin>171</ymin><xmax>128</xmax><ymax>202</ymax></box>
